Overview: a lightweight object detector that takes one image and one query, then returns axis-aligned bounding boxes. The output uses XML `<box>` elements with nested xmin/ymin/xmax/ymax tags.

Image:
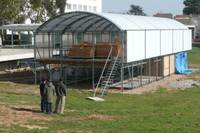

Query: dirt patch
<box><xmin>20</xmin><ymin>125</ymin><xmax>48</xmax><ymax>130</ymax></box>
<box><xmin>0</xmin><ymin>105</ymin><xmax>52</xmax><ymax>127</ymax></box>
<box><xmin>0</xmin><ymin>104</ymin><xmax>114</xmax><ymax>128</ymax></box>
<box><xmin>0</xmin><ymin>105</ymin><xmax>87</xmax><ymax>129</ymax></box>
<box><xmin>88</xmin><ymin>114</ymin><xmax>114</xmax><ymax>120</ymax></box>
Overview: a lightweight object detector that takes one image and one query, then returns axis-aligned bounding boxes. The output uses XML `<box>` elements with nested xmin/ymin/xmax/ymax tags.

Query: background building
<box><xmin>175</xmin><ymin>15</ymin><xmax>200</xmax><ymax>39</ymax></box>
<box><xmin>153</xmin><ymin>13</ymin><xmax>173</xmax><ymax>19</ymax></box>
<box><xmin>65</xmin><ymin>0</ymin><xmax>102</xmax><ymax>13</ymax></box>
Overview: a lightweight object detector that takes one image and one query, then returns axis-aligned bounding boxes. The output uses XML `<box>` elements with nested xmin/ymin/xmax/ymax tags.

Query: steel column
<box><xmin>33</xmin><ymin>31</ymin><xmax>37</xmax><ymax>84</ymax></box>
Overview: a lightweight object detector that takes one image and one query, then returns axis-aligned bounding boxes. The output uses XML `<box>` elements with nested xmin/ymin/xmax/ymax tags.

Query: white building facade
<box><xmin>65</xmin><ymin>0</ymin><xmax>102</xmax><ymax>13</ymax></box>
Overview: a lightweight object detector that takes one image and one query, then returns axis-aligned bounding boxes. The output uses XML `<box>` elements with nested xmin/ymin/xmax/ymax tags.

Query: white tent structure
<box><xmin>35</xmin><ymin>11</ymin><xmax>192</xmax><ymax>94</ymax></box>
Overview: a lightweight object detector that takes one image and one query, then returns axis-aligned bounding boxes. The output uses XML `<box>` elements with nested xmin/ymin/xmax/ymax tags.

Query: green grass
<box><xmin>0</xmin><ymin>84</ymin><xmax>200</xmax><ymax>132</ymax></box>
<box><xmin>190</xmin><ymin>43</ymin><xmax>200</xmax><ymax>66</ymax></box>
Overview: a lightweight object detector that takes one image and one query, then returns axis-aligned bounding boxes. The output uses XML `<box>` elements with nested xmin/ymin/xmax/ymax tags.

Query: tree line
<box><xmin>128</xmin><ymin>0</ymin><xmax>200</xmax><ymax>16</ymax></box>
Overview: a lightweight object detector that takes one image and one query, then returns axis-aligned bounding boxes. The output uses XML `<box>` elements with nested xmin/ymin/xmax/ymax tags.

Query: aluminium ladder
<box><xmin>89</xmin><ymin>48</ymin><xmax>121</xmax><ymax>101</ymax></box>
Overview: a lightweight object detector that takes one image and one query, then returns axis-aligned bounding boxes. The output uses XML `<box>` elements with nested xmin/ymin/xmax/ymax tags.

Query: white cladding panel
<box><xmin>126</xmin><ymin>29</ymin><xmax>191</xmax><ymax>63</ymax></box>
<box><xmin>127</xmin><ymin>31</ymin><xmax>145</xmax><ymax>62</ymax></box>
<box><xmin>183</xmin><ymin>30</ymin><xmax>192</xmax><ymax>51</ymax></box>
<box><xmin>161</xmin><ymin>30</ymin><xmax>173</xmax><ymax>55</ymax></box>
<box><xmin>146</xmin><ymin>31</ymin><xmax>160</xmax><ymax>58</ymax></box>
<box><xmin>173</xmin><ymin>30</ymin><xmax>183</xmax><ymax>53</ymax></box>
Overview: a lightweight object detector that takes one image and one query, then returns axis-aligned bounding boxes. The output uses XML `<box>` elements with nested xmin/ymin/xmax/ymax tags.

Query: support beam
<box><xmin>121</xmin><ymin>31</ymin><xmax>125</xmax><ymax>92</ymax></box>
<box><xmin>33</xmin><ymin>31</ymin><xmax>37</xmax><ymax>84</ymax></box>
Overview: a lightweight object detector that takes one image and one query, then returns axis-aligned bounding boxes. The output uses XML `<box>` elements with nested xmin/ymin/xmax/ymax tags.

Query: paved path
<box><xmin>0</xmin><ymin>48</ymin><xmax>33</xmax><ymax>62</ymax></box>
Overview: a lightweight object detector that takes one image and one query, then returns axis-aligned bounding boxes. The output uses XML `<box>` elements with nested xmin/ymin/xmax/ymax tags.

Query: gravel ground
<box><xmin>121</xmin><ymin>74</ymin><xmax>200</xmax><ymax>94</ymax></box>
<box><xmin>168</xmin><ymin>79</ymin><xmax>200</xmax><ymax>89</ymax></box>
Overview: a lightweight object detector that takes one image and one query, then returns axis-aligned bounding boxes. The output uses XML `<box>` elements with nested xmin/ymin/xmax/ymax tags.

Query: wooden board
<box><xmin>143</xmin><ymin>54</ymin><xmax>175</xmax><ymax>77</ymax></box>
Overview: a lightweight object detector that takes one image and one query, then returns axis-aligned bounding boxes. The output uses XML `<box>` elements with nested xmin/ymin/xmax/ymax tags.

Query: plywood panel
<box><xmin>170</xmin><ymin>55</ymin><xmax>175</xmax><ymax>74</ymax></box>
<box><xmin>163</xmin><ymin>54</ymin><xmax>175</xmax><ymax>76</ymax></box>
<box><xmin>143</xmin><ymin>54</ymin><xmax>175</xmax><ymax>77</ymax></box>
<box><xmin>163</xmin><ymin>56</ymin><xmax>169</xmax><ymax>76</ymax></box>
<box><xmin>95</xmin><ymin>43</ymin><xmax>122</xmax><ymax>57</ymax></box>
<box><xmin>143</xmin><ymin>60</ymin><xmax>162</xmax><ymax>76</ymax></box>
<box><xmin>68</xmin><ymin>47</ymin><xmax>94</xmax><ymax>58</ymax></box>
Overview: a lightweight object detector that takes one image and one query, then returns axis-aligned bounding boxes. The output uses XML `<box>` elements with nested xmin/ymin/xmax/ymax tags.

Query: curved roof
<box><xmin>36</xmin><ymin>11</ymin><xmax>188</xmax><ymax>34</ymax></box>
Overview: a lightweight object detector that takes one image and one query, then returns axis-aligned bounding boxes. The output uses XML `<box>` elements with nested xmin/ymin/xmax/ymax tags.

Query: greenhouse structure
<box><xmin>34</xmin><ymin>11</ymin><xmax>192</xmax><ymax>96</ymax></box>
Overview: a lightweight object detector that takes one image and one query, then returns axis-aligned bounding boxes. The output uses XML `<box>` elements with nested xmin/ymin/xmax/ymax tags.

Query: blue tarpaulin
<box><xmin>175</xmin><ymin>52</ymin><xmax>192</xmax><ymax>75</ymax></box>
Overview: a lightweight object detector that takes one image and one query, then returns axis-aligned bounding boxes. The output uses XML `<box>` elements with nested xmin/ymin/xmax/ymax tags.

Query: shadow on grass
<box><xmin>11</xmin><ymin>107</ymin><xmax>41</xmax><ymax>113</ymax></box>
<box><xmin>0</xmin><ymin>71</ymin><xmax>36</xmax><ymax>85</ymax></box>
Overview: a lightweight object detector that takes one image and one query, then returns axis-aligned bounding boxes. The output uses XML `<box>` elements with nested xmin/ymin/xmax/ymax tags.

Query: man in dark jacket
<box><xmin>54</xmin><ymin>78</ymin><xmax>67</xmax><ymax>114</ymax></box>
<box><xmin>40</xmin><ymin>78</ymin><xmax>46</xmax><ymax>112</ymax></box>
<box><xmin>43</xmin><ymin>78</ymin><xmax>55</xmax><ymax>114</ymax></box>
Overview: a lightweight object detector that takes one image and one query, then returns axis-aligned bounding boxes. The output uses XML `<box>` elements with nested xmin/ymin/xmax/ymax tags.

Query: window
<box><xmin>78</xmin><ymin>5</ymin><xmax>82</xmax><ymax>11</ymax></box>
<box><xmin>93</xmin><ymin>6</ymin><xmax>97</xmax><ymax>12</ymax></box>
<box><xmin>83</xmin><ymin>5</ymin><xmax>87</xmax><ymax>11</ymax></box>
<box><xmin>88</xmin><ymin>6</ymin><xmax>92</xmax><ymax>11</ymax></box>
<box><xmin>73</xmin><ymin>4</ymin><xmax>77</xmax><ymax>10</ymax></box>
<box><xmin>67</xmin><ymin>4</ymin><xmax>71</xmax><ymax>10</ymax></box>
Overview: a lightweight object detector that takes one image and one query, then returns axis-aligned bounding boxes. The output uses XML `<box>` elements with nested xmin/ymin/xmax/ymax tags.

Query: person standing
<box><xmin>40</xmin><ymin>78</ymin><xmax>46</xmax><ymax>112</ymax></box>
<box><xmin>54</xmin><ymin>78</ymin><xmax>67</xmax><ymax>114</ymax></box>
<box><xmin>43</xmin><ymin>78</ymin><xmax>55</xmax><ymax>114</ymax></box>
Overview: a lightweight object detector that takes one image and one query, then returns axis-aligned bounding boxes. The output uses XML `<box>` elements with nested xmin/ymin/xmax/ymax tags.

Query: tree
<box><xmin>0</xmin><ymin>0</ymin><xmax>67</xmax><ymax>24</ymax></box>
<box><xmin>21</xmin><ymin>0</ymin><xmax>67</xmax><ymax>23</ymax></box>
<box><xmin>127</xmin><ymin>4</ymin><xmax>146</xmax><ymax>16</ymax></box>
<box><xmin>20</xmin><ymin>0</ymin><xmax>46</xmax><ymax>23</ymax></box>
<box><xmin>183</xmin><ymin>0</ymin><xmax>200</xmax><ymax>14</ymax></box>
<box><xmin>0</xmin><ymin>0</ymin><xmax>23</xmax><ymax>25</ymax></box>
<box><xmin>56</xmin><ymin>0</ymin><xmax>66</xmax><ymax>14</ymax></box>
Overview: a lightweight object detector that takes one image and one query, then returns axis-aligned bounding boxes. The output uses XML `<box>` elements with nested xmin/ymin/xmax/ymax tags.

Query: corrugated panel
<box><xmin>146</xmin><ymin>31</ymin><xmax>160</xmax><ymax>58</ymax></box>
<box><xmin>36</xmin><ymin>11</ymin><xmax>188</xmax><ymax>33</ymax></box>
<box><xmin>183</xmin><ymin>30</ymin><xmax>192</xmax><ymax>51</ymax></box>
<box><xmin>173</xmin><ymin>30</ymin><xmax>183</xmax><ymax>53</ymax></box>
<box><xmin>127</xmin><ymin>31</ymin><xmax>145</xmax><ymax>62</ymax></box>
<box><xmin>161</xmin><ymin>30</ymin><xmax>173</xmax><ymax>55</ymax></box>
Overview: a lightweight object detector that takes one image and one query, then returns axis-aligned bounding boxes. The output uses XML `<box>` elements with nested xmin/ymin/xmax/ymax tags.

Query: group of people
<box><xmin>40</xmin><ymin>77</ymin><xmax>67</xmax><ymax>114</ymax></box>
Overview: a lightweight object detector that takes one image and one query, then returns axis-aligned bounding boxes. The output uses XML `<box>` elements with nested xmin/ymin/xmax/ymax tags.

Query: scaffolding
<box><xmin>33</xmin><ymin>11</ymin><xmax>191</xmax><ymax>97</ymax></box>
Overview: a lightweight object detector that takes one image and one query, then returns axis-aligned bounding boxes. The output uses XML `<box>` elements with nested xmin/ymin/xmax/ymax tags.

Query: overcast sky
<box><xmin>102</xmin><ymin>0</ymin><xmax>184</xmax><ymax>16</ymax></box>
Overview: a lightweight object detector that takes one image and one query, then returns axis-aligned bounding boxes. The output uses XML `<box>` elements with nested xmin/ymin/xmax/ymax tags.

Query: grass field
<box><xmin>189</xmin><ymin>43</ymin><xmax>200</xmax><ymax>66</ymax></box>
<box><xmin>0</xmin><ymin>82</ymin><xmax>200</xmax><ymax>133</ymax></box>
<box><xmin>0</xmin><ymin>44</ymin><xmax>200</xmax><ymax>132</ymax></box>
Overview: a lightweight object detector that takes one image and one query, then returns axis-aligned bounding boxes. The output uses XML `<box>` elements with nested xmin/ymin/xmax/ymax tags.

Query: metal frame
<box><xmin>33</xmin><ymin>11</ymin><xmax>191</xmax><ymax>94</ymax></box>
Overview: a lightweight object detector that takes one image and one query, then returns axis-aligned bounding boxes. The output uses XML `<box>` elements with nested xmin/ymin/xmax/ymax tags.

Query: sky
<box><xmin>102</xmin><ymin>0</ymin><xmax>185</xmax><ymax>16</ymax></box>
